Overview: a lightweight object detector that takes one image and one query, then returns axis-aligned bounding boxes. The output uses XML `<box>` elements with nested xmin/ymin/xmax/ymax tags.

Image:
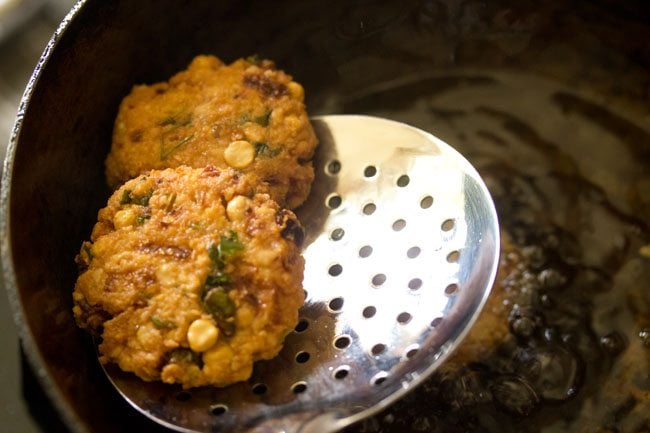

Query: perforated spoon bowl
<box><xmin>102</xmin><ymin>115</ymin><xmax>500</xmax><ymax>433</ymax></box>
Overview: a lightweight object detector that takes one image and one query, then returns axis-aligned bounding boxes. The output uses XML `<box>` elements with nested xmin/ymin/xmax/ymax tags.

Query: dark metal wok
<box><xmin>2</xmin><ymin>1</ymin><xmax>649</xmax><ymax>432</ymax></box>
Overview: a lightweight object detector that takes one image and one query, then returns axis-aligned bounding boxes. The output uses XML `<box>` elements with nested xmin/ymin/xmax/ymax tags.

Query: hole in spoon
<box><xmin>371</xmin><ymin>343</ymin><xmax>386</xmax><ymax>356</ymax></box>
<box><xmin>404</xmin><ymin>345</ymin><xmax>419</xmax><ymax>359</ymax></box>
<box><xmin>408</xmin><ymin>278</ymin><xmax>422</xmax><ymax>290</ymax></box>
<box><xmin>363</xmin><ymin>202</ymin><xmax>376</xmax><ymax>215</ymax></box>
<box><xmin>328</xmin><ymin>297</ymin><xmax>344</xmax><ymax>312</ymax></box>
<box><xmin>372</xmin><ymin>372</ymin><xmax>388</xmax><ymax>386</ymax></box>
<box><xmin>334</xmin><ymin>335</ymin><xmax>351</xmax><ymax>349</ymax></box>
<box><xmin>447</xmin><ymin>250</ymin><xmax>460</xmax><ymax>263</ymax></box>
<box><xmin>209</xmin><ymin>404</ymin><xmax>228</xmax><ymax>416</ymax></box>
<box><xmin>363</xmin><ymin>306</ymin><xmax>377</xmax><ymax>318</ymax></box>
<box><xmin>364</xmin><ymin>165</ymin><xmax>377</xmax><ymax>177</ymax></box>
<box><xmin>397</xmin><ymin>175</ymin><xmax>410</xmax><ymax>187</ymax></box>
<box><xmin>397</xmin><ymin>312</ymin><xmax>412</xmax><ymax>324</ymax></box>
<box><xmin>441</xmin><ymin>218</ymin><xmax>455</xmax><ymax>231</ymax></box>
<box><xmin>295</xmin><ymin>351</ymin><xmax>310</xmax><ymax>364</ymax></box>
<box><xmin>371</xmin><ymin>273</ymin><xmax>386</xmax><ymax>287</ymax></box>
<box><xmin>252</xmin><ymin>383</ymin><xmax>268</xmax><ymax>395</ymax></box>
<box><xmin>392</xmin><ymin>219</ymin><xmax>406</xmax><ymax>231</ymax></box>
<box><xmin>359</xmin><ymin>245</ymin><xmax>373</xmax><ymax>258</ymax></box>
<box><xmin>294</xmin><ymin>319</ymin><xmax>309</xmax><ymax>333</ymax></box>
<box><xmin>291</xmin><ymin>382</ymin><xmax>307</xmax><ymax>394</ymax></box>
<box><xmin>445</xmin><ymin>283</ymin><xmax>459</xmax><ymax>296</ymax></box>
<box><xmin>327</xmin><ymin>194</ymin><xmax>342</xmax><ymax>209</ymax></box>
<box><xmin>407</xmin><ymin>246</ymin><xmax>421</xmax><ymax>258</ymax></box>
<box><xmin>420</xmin><ymin>195</ymin><xmax>433</xmax><ymax>209</ymax></box>
<box><xmin>330</xmin><ymin>228</ymin><xmax>345</xmax><ymax>241</ymax></box>
<box><xmin>329</xmin><ymin>264</ymin><xmax>343</xmax><ymax>276</ymax></box>
<box><xmin>327</xmin><ymin>160</ymin><xmax>341</xmax><ymax>175</ymax></box>
<box><xmin>333</xmin><ymin>366</ymin><xmax>350</xmax><ymax>380</ymax></box>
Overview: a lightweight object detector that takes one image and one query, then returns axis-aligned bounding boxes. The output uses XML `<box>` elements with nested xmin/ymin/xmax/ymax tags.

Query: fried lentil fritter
<box><xmin>72</xmin><ymin>166</ymin><xmax>305</xmax><ymax>388</ymax></box>
<box><xmin>105</xmin><ymin>55</ymin><xmax>317</xmax><ymax>209</ymax></box>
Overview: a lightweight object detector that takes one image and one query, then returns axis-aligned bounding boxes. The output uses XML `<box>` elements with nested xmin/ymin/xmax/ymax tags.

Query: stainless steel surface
<box><xmin>105</xmin><ymin>115</ymin><xmax>500</xmax><ymax>433</ymax></box>
<box><xmin>2</xmin><ymin>1</ymin><xmax>647</xmax><ymax>432</ymax></box>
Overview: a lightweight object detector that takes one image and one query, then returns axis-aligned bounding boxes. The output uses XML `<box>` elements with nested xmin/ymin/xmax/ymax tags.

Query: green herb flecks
<box><xmin>160</xmin><ymin>133</ymin><xmax>194</xmax><ymax>160</ymax></box>
<box><xmin>119</xmin><ymin>189</ymin><xmax>131</xmax><ymax>205</ymax></box>
<box><xmin>136</xmin><ymin>213</ymin><xmax>151</xmax><ymax>225</ymax></box>
<box><xmin>254</xmin><ymin>142</ymin><xmax>281</xmax><ymax>159</ymax></box>
<box><xmin>202</xmin><ymin>288</ymin><xmax>236</xmax><ymax>336</ymax></box>
<box><xmin>151</xmin><ymin>315</ymin><xmax>176</xmax><ymax>329</ymax></box>
<box><xmin>120</xmin><ymin>189</ymin><xmax>154</xmax><ymax>206</ymax></box>
<box><xmin>246</xmin><ymin>54</ymin><xmax>261</xmax><ymax>65</ymax></box>
<box><xmin>239</xmin><ymin>113</ymin><xmax>251</xmax><ymax>124</ymax></box>
<box><xmin>159</xmin><ymin>110</ymin><xmax>192</xmax><ymax>128</ymax></box>
<box><xmin>205</xmin><ymin>272</ymin><xmax>231</xmax><ymax>287</ymax></box>
<box><xmin>201</xmin><ymin>231</ymin><xmax>244</xmax><ymax>335</ymax></box>
<box><xmin>208</xmin><ymin>231</ymin><xmax>244</xmax><ymax>270</ymax></box>
<box><xmin>188</xmin><ymin>221</ymin><xmax>203</xmax><ymax>231</ymax></box>
<box><xmin>207</xmin><ymin>244</ymin><xmax>221</xmax><ymax>267</ymax></box>
<box><xmin>254</xmin><ymin>110</ymin><xmax>272</xmax><ymax>127</ymax></box>
<box><xmin>159</xmin><ymin>110</ymin><xmax>194</xmax><ymax>160</ymax></box>
<box><xmin>203</xmin><ymin>288</ymin><xmax>236</xmax><ymax>318</ymax></box>
<box><xmin>217</xmin><ymin>231</ymin><xmax>245</xmax><ymax>259</ymax></box>
<box><xmin>164</xmin><ymin>193</ymin><xmax>177</xmax><ymax>213</ymax></box>
<box><xmin>168</xmin><ymin>348</ymin><xmax>203</xmax><ymax>367</ymax></box>
<box><xmin>82</xmin><ymin>243</ymin><xmax>94</xmax><ymax>262</ymax></box>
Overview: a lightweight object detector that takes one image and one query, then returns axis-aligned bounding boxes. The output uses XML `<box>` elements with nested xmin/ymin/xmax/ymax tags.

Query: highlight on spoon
<box><xmin>102</xmin><ymin>115</ymin><xmax>500</xmax><ymax>433</ymax></box>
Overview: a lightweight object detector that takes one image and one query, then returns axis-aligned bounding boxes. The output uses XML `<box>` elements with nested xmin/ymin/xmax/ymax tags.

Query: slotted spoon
<box><xmin>101</xmin><ymin>115</ymin><xmax>500</xmax><ymax>433</ymax></box>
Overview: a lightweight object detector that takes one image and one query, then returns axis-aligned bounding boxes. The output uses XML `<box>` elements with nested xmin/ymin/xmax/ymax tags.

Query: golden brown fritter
<box><xmin>73</xmin><ymin>166</ymin><xmax>305</xmax><ymax>388</ymax></box>
<box><xmin>105</xmin><ymin>55</ymin><xmax>318</xmax><ymax>209</ymax></box>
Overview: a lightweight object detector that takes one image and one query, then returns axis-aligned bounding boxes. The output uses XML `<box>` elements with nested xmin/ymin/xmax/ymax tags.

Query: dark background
<box><xmin>0</xmin><ymin>1</ymin><xmax>74</xmax><ymax>432</ymax></box>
